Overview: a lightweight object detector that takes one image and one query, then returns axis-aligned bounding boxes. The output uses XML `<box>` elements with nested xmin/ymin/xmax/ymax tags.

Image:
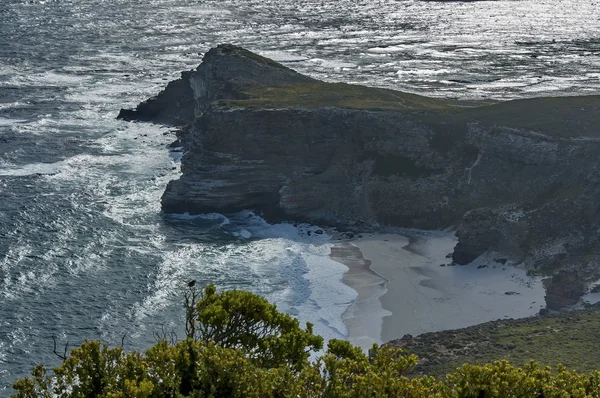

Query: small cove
<box><xmin>333</xmin><ymin>232</ymin><xmax>546</xmax><ymax>350</ymax></box>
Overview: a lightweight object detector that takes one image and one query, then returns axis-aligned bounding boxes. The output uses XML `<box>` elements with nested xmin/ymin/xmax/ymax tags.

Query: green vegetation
<box><xmin>225</xmin><ymin>74</ymin><xmax>600</xmax><ymax>139</ymax></box>
<box><xmin>217</xmin><ymin>44</ymin><xmax>289</xmax><ymax>70</ymax></box>
<box><xmin>226</xmin><ymin>82</ymin><xmax>454</xmax><ymax>111</ymax></box>
<box><xmin>462</xmin><ymin>95</ymin><xmax>600</xmax><ymax>138</ymax></box>
<box><xmin>12</xmin><ymin>286</ymin><xmax>600</xmax><ymax>397</ymax></box>
<box><xmin>394</xmin><ymin>308</ymin><xmax>600</xmax><ymax>378</ymax></box>
<box><xmin>212</xmin><ymin>47</ymin><xmax>600</xmax><ymax>138</ymax></box>
<box><xmin>190</xmin><ymin>284</ymin><xmax>322</xmax><ymax>371</ymax></box>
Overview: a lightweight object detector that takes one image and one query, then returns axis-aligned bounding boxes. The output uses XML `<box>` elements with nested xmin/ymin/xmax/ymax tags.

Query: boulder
<box><xmin>545</xmin><ymin>270</ymin><xmax>586</xmax><ymax>310</ymax></box>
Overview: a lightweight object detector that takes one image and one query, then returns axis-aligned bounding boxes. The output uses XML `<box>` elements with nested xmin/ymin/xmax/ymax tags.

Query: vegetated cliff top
<box><xmin>121</xmin><ymin>45</ymin><xmax>600</xmax><ymax>311</ymax></box>
<box><xmin>388</xmin><ymin>307</ymin><xmax>600</xmax><ymax>378</ymax></box>
<box><xmin>217</xmin><ymin>44</ymin><xmax>600</xmax><ymax>139</ymax></box>
<box><xmin>225</xmin><ymin>82</ymin><xmax>454</xmax><ymax>111</ymax></box>
<box><xmin>122</xmin><ymin>43</ymin><xmax>600</xmax><ymax>139</ymax></box>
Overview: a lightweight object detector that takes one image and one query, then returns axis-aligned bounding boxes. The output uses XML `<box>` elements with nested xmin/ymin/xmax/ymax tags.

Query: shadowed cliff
<box><xmin>119</xmin><ymin>44</ymin><xmax>600</xmax><ymax>309</ymax></box>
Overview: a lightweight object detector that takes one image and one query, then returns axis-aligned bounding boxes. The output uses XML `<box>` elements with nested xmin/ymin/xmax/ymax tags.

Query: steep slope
<box><xmin>119</xmin><ymin>44</ymin><xmax>600</xmax><ymax>309</ymax></box>
<box><xmin>387</xmin><ymin>307</ymin><xmax>600</xmax><ymax>377</ymax></box>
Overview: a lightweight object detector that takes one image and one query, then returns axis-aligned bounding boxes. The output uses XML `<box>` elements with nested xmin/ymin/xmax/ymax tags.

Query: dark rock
<box><xmin>439</xmin><ymin>263</ymin><xmax>446</xmax><ymax>267</ymax></box>
<box><xmin>545</xmin><ymin>270</ymin><xmax>586</xmax><ymax>310</ymax></box>
<box><xmin>452</xmin><ymin>208</ymin><xmax>510</xmax><ymax>265</ymax></box>
<box><xmin>117</xmin><ymin>70</ymin><xmax>196</xmax><ymax>126</ymax></box>
<box><xmin>345</xmin><ymin>232</ymin><xmax>355</xmax><ymax>239</ymax></box>
<box><xmin>495</xmin><ymin>258</ymin><xmax>508</xmax><ymax>265</ymax></box>
<box><xmin>168</xmin><ymin>139</ymin><xmax>183</xmax><ymax>149</ymax></box>
<box><xmin>120</xmin><ymin>44</ymin><xmax>600</xmax><ymax>294</ymax></box>
<box><xmin>315</xmin><ymin>229</ymin><xmax>323</xmax><ymax>235</ymax></box>
<box><xmin>477</xmin><ymin>264</ymin><xmax>488</xmax><ymax>269</ymax></box>
<box><xmin>539</xmin><ymin>308</ymin><xmax>550</xmax><ymax>316</ymax></box>
<box><xmin>504</xmin><ymin>291</ymin><xmax>520</xmax><ymax>295</ymax></box>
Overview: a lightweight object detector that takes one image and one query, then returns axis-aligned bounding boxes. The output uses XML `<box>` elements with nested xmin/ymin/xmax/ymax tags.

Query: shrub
<box><xmin>192</xmin><ymin>284</ymin><xmax>323</xmax><ymax>371</ymax></box>
<box><xmin>12</xmin><ymin>285</ymin><xmax>600</xmax><ymax>397</ymax></box>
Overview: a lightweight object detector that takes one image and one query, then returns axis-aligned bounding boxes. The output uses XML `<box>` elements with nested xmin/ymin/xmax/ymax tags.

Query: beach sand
<box><xmin>331</xmin><ymin>231</ymin><xmax>545</xmax><ymax>348</ymax></box>
<box><xmin>330</xmin><ymin>243</ymin><xmax>390</xmax><ymax>349</ymax></box>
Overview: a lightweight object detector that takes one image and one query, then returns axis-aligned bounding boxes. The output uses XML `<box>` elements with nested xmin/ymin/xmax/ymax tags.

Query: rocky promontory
<box><xmin>119</xmin><ymin>44</ymin><xmax>600</xmax><ymax>308</ymax></box>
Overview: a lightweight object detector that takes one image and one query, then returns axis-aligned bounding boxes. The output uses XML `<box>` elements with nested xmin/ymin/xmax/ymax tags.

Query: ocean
<box><xmin>0</xmin><ymin>0</ymin><xmax>599</xmax><ymax>392</ymax></box>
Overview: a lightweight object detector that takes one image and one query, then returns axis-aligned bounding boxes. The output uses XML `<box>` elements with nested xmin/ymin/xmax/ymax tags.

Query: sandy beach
<box><xmin>330</xmin><ymin>243</ymin><xmax>390</xmax><ymax>349</ymax></box>
<box><xmin>331</xmin><ymin>231</ymin><xmax>546</xmax><ymax>349</ymax></box>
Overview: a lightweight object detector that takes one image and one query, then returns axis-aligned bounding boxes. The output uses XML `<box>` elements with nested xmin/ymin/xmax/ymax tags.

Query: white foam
<box><xmin>167</xmin><ymin>212</ymin><xmax>231</xmax><ymax>226</ymax></box>
<box><xmin>0</xmin><ymin>117</ymin><xmax>26</xmax><ymax>127</ymax></box>
<box><xmin>228</xmin><ymin>214</ymin><xmax>356</xmax><ymax>340</ymax></box>
<box><xmin>0</xmin><ymin>160</ymin><xmax>64</xmax><ymax>176</ymax></box>
<box><xmin>258</xmin><ymin>50</ymin><xmax>308</xmax><ymax>63</ymax></box>
<box><xmin>308</xmin><ymin>58</ymin><xmax>358</xmax><ymax>70</ymax></box>
<box><xmin>128</xmin><ymin>211</ymin><xmax>357</xmax><ymax>342</ymax></box>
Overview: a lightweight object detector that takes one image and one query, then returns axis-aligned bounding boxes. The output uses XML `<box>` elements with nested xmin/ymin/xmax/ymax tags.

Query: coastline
<box><xmin>330</xmin><ymin>231</ymin><xmax>546</xmax><ymax>348</ymax></box>
<box><xmin>330</xmin><ymin>242</ymin><xmax>390</xmax><ymax>350</ymax></box>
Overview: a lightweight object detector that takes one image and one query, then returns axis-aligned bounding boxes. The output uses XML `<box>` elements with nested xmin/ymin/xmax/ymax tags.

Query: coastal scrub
<box><xmin>12</xmin><ymin>285</ymin><xmax>600</xmax><ymax>397</ymax></box>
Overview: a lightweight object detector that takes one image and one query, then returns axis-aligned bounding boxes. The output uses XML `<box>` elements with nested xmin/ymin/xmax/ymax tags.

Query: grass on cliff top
<box><xmin>226</xmin><ymin>82</ymin><xmax>455</xmax><ymax>111</ymax></box>
<box><xmin>226</xmin><ymin>80</ymin><xmax>600</xmax><ymax>138</ymax></box>
<box><xmin>397</xmin><ymin>308</ymin><xmax>600</xmax><ymax>378</ymax></box>
<box><xmin>463</xmin><ymin>95</ymin><xmax>600</xmax><ymax>138</ymax></box>
<box><xmin>217</xmin><ymin>44</ymin><xmax>289</xmax><ymax>70</ymax></box>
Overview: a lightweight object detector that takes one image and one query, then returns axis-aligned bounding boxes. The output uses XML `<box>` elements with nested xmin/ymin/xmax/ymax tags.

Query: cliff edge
<box><xmin>119</xmin><ymin>44</ymin><xmax>600</xmax><ymax>309</ymax></box>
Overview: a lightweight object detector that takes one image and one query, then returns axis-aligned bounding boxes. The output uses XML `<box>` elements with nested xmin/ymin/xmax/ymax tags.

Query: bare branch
<box><xmin>52</xmin><ymin>336</ymin><xmax>68</xmax><ymax>362</ymax></box>
<box><xmin>153</xmin><ymin>323</ymin><xmax>169</xmax><ymax>343</ymax></box>
<box><xmin>169</xmin><ymin>330</ymin><xmax>178</xmax><ymax>346</ymax></box>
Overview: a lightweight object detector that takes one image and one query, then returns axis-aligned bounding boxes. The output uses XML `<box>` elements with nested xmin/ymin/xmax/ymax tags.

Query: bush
<box><xmin>12</xmin><ymin>285</ymin><xmax>600</xmax><ymax>397</ymax></box>
<box><xmin>192</xmin><ymin>284</ymin><xmax>323</xmax><ymax>371</ymax></box>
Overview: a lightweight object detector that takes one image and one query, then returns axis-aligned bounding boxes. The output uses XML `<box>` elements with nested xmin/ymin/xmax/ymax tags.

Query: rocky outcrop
<box><xmin>118</xmin><ymin>45</ymin><xmax>314</xmax><ymax>127</ymax></box>
<box><xmin>545</xmin><ymin>271</ymin><xmax>587</xmax><ymax>310</ymax></box>
<box><xmin>117</xmin><ymin>71</ymin><xmax>196</xmax><ymax>126</ymax></box>
<box><xmin>119</xmin><ymin>44</ymin><xmax>600</xmax><ymax>308</ymax></box>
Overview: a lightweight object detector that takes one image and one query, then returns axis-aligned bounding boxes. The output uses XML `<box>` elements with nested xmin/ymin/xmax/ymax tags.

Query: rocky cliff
<box><xmin>119</xmin><ymin>44</ymin><xmax>600</xmax><ymax>308</ymax></box>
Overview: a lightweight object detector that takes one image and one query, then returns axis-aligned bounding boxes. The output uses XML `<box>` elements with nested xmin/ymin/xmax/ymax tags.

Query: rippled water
<box><xmin>0</xmin><ymin>0</ymin><xmax>599</xmax><ymax>392</ymax></box>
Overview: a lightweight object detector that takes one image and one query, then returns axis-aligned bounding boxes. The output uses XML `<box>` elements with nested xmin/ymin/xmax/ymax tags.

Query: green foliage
<box><xmin>321</xmin><ymin>340</ymin><xmax>439</xmax><ymax>397</ymax></box>
<box><xmin>192</xmin><ymin>284</ymin><xmax>323</xmax><ymax>371</ymax></box>
<box><xmin>225</xmin><ymin>82</ymin><xmax>453</xmax><ymax>111</ymax></box>
<box><xmin>227</xmin><ymin>77</ymin><xmax>600</xmax><ymax>139</ymax></box>
<box><xmin>395</xmin><ymin>308</ymin><xmax>600</xmax><ymax>377</ymax></box>
<box><xmin>12</xmin><ymin>285</ymin><xmax>600</xmax><ymax>397</ymax></box>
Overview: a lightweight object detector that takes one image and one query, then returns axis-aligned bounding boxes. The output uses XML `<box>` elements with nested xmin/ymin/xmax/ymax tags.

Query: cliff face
<box><xmin>119</xmin><ymin>44</ymin><xmax>600</xmax><ymax>308</ymax></box>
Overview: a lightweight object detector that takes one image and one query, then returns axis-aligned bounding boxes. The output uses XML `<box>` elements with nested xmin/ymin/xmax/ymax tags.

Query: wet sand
<box><xmin>331</xmin><ymin>231</ymin><xmax>545</xmax><ymax>348</ymax></box>
<box><xmin>330</xmin><ymin>243</ymin><xmax>390</xmax><ymax>349</ymax></box>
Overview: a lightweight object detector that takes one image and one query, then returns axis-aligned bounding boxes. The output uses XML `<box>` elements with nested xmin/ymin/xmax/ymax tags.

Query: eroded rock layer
<box><xmin>119</xmin><ymin>44</ymin><xmax>600</xmax><ymax>308</ymax></box>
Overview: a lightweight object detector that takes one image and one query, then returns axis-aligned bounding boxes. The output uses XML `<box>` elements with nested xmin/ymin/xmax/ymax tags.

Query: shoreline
<box><xmin>330</xmin><ymin>242</ymin><xmax>390</xmax><ymax>350</ymax></box>
<box><xmin>330</xmin><ymin>231</ymin><xmax>546</xmax><ymax>348</ymax></box>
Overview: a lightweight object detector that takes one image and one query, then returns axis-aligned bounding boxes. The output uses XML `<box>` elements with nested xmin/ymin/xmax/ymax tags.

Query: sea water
<box><xmin>0</xmin><ymin>0</ymin><xmax>599</xmax><ymax>391</ymax></box>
